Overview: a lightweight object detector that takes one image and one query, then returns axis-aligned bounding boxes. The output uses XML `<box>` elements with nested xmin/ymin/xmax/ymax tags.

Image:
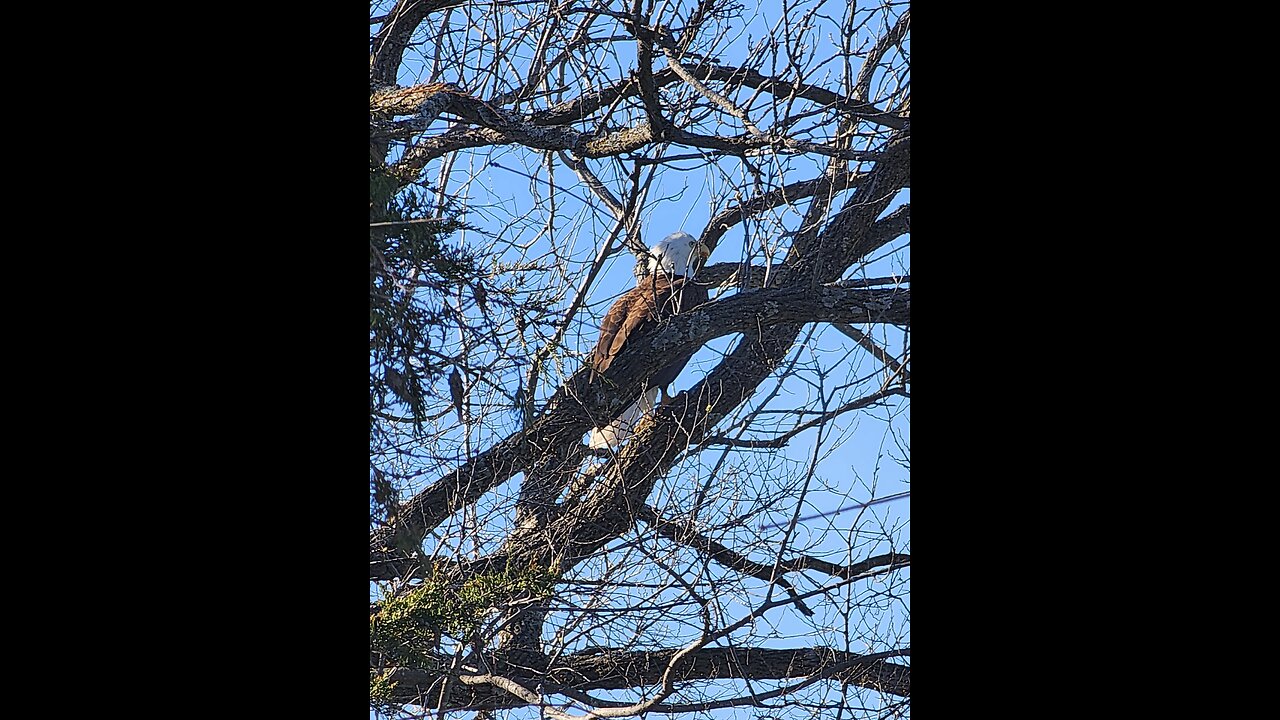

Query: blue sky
<box><xmin>372</xmin><ymin>1</ymin><xmax>909</xmax><ymax>715</ymax></box>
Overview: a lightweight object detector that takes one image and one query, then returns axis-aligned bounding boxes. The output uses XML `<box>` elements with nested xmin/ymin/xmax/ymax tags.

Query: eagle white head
<box><xmin>647</xmin><ymin>231</ymin><xmax>711</xmax><ymax>278</ymax></box>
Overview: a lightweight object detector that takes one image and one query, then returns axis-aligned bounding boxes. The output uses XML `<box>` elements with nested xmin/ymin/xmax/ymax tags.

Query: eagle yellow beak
<box><xmin>692</xmin><ymin>241</ymin><xmax>711</xmax><ymax>261</ymax></box>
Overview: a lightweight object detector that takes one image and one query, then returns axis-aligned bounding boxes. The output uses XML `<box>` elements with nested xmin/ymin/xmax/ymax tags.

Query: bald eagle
<box><xmin>588</xmin><ymin>231</ymin><xmax>711</xmax><ymax>449</ymax></box>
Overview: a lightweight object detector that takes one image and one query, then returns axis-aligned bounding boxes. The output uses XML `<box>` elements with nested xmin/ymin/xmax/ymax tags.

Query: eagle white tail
<box><xmin>589</xmin><ymin>386</ymin><xmax>661</xmax><ymax>449</ymax></box>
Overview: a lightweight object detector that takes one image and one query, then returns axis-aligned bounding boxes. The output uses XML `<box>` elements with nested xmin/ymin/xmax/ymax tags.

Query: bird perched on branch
<box><xmin>588</xmin><ymin>231</ymin><xmax>710</xmax><ymax>449</ymax></box>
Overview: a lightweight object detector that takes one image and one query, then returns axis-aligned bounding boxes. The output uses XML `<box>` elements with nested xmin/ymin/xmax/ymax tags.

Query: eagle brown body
<box><xmin>589</xmin><ymin>275</ymin><xmax>708</xmax><ymax>384</ymax></box>
<box><xmin>587</xmin><ymin>231</ymin><xmax>711</xmax><ymax>449</ymax></box>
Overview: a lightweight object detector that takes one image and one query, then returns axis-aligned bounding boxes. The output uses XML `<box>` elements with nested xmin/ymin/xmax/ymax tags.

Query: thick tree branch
<box><xmin>372</xmin><ymin>79</ymin><xmax>893</xmax><ymax>181</ymax></box>
<box><xmin>380</xmin><ymin>646</ymin><xmax>910</xmax><ymax>710</ymax></box>
<box><xmin>865</xmin><ymin>202</ymin><xmax>910</xmax><ymax>250</ymax></box>
<box><xmin>781</xmin><ymin>133</ymin><xmax>910</xmax><ymax>286</ymax></box>
<box><xmin>532</xmin><ymin>63</ymin><xmax>907</xmax><ymax>130</ymax></box>
<box><xmin>369</xmin><ymin>0</ymin><xmax>466</xmax><ymax>84</ymax></box>
<box><xmin>695</xmin><ymin>268</ymin><xmax>907</xmax><ymax>290</ymax></box>
<box><xmin>696</xmin><ymin>184</ymin><xmax>906</xmax><ymax>291</ymax></box>
<box><xmin>854</xmin><ymin>10</ymin><xmax>911</xmax><ymax>102</ymax></box>
<box><xmin>373</xmin><ymin>129</ymin><xmax>911</xmax><ymax>572</ymax></box>
<box><xmin>701</xmin><ymin>169</ymin><xmax>866</xmax><ymax>254</ymax></box>
<box><xmin>631</xmin><ymin>1</ymin><xmax>670</xmax><ymax>141</ymax></box>
<box><xmin>514</xmin><ymin>126</ymin><xmax>909</xmax><ymax>573</ymax></box>
<box><xmin>386</xmin><ymin>123</ymin><xmax>659</xmax><ymax>180</ymax></box>
<box><xmin>639</xmin><ymin>504</ymin><xmax>908</xmax><ymax>597</ymax></box>
<box><xmin>370</xmin><ymin>283</ymin><xmax>909</xmax><ymax>570</ymax></box>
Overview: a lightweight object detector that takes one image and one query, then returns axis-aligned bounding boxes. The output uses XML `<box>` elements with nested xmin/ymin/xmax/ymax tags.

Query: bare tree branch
<box><xmin>854</xmin><ymin>9</ymin><xmax>911</xmax><ymax>102</ymax></box>
<box><xmin>371</xmin><ymin>282</ymin><xmax>909</xmax><ymax>567</ymax></box>
<box><xmin>702</xmin><ymin>386</ymin><xmax>907</xmax><ymax>448</ymax></box>
<box><xmin>383</xmin><ymin>646</ymin><xmax>910</xmax><ymax>710</ymax></box>
<box><xmin>529</xmin><ymin>61</ymin><xmax>907</xmax><ymax>129</ymax></box>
